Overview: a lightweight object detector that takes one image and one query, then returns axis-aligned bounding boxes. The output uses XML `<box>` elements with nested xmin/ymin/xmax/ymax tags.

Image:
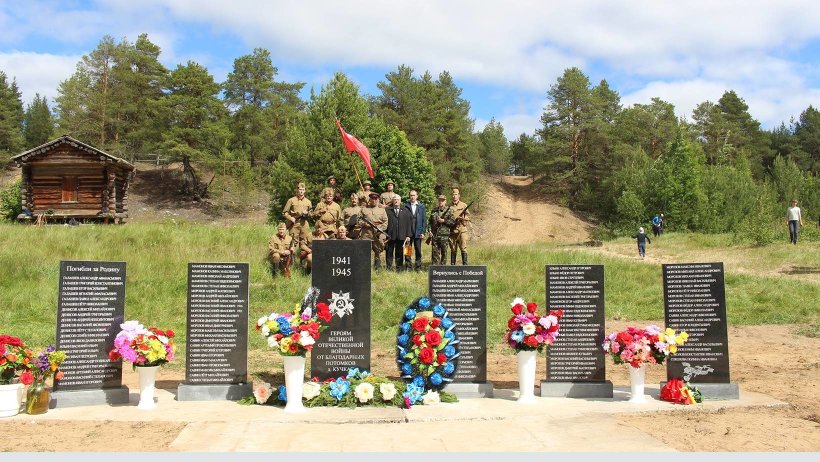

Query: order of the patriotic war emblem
<box><xmin>329</xmin><ymin>291</ymin><xmax>355</xmax><ymax>318</ymax></box>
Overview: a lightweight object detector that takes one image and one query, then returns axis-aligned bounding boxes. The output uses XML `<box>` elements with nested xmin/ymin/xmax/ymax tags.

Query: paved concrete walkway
<box><xmin>12</xmin><ymin>386</ymin><xmax>785</xmax><ymax>452</ymax></box>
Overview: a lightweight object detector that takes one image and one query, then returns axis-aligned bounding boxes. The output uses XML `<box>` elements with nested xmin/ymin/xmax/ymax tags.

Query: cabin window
<box><xmin>61</xmin><ymin>176</ymin><xmax>78</xmax><ymax>203</ymax></box>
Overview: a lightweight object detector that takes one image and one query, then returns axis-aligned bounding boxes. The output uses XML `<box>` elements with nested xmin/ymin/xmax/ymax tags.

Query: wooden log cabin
<box><xmin>11</xmin><ymin>135</ymin><xmax>136</xmax><ymax>224</ymax></box>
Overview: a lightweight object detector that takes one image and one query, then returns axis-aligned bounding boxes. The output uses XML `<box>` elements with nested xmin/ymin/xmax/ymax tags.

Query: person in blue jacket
<box><xmin>403</xmin><ymin>189</ymin><xmax>427</xmax><ymax>271</ymax></box>
<box><xmin>632</xmin><ymin>226</ymin><xmax>651</xmax><ymax>258</ymax></box>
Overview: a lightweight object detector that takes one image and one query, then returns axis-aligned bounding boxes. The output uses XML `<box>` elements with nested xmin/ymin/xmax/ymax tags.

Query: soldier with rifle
<box><xmin>427</xmin><ymin>194</ymin><xmax>455</xmax><ymax>265</ymax></box>
<box><xmin>282</xmin><ymin>182</ymin><xmax>312</xmax><ymax>241</ymax></box>
<box><xmin>357</xmin><ymin>192</ymin><xmax>388</xmax><ymax>271</ymax></box>
<box><xmin>342</xmin><ymin>192</ymin><xmax>362</xmax><ymax>238</ymax></box>
<box><xmin>268</xmin><ymin>223</ymin><xmax>294</xmax><ymax>278</ymax></box>
<box><xmin>449</xmin><ymin>187</ymin><xmax>472</xmax><ymax>265</ymax></box>
<box><xmin>312</xmin><ymin>187</ymin><xmax>342</xmax><ymax>239</ymax></box>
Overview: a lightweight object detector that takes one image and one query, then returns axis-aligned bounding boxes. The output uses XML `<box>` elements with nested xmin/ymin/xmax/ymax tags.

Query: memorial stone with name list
<box><xmin>429</xmin><ymin>265</ymin><xmax>493</xmax><ymax>398</ymax></box>
<box><xmin>53</xmin><ymin>260</ymin><xmax>130</xmax><ymax>407</ymax></box>
<box><xmin>542</xmin><ymin>265</ymin><xmax>613</xmax><ymax>398</ymax></box>
<box><xmin>178</xmin><ymin>262</ymin><xmax>252</xmax><ymax>400</ymax></box>
<box><xmin>663</xmin><ymin>262</ymin><xmax>739</xmax><ymax>399</ymax></box>
<box><xmin>311</xmin><ymin>240</ymin><xmax>371</xmax><ymax>380</ymax></box>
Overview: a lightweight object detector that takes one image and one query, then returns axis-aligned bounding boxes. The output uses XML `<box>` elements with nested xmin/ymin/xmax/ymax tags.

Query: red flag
<box><xmin>335</xmin><ymin>118</ymin><xmax>374</xmax><ymax>179</ymax></box>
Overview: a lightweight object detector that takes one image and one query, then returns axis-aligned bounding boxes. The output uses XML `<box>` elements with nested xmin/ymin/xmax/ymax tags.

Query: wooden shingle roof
<box><xmin>11</xmin><ymin>135</ymin><xmax>135</xmax><ymax>170</ymax></box>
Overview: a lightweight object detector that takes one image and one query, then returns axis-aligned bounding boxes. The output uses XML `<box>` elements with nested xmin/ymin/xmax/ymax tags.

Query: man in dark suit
<box><xmin>403</xmin><ymin>189</ymin><xmax>427</xmax><ymax>271</ymax></box>
<box><xmin>385</xmin><ymin>195</ymin><xmax>414</xmax><ymax>272</ymax></box>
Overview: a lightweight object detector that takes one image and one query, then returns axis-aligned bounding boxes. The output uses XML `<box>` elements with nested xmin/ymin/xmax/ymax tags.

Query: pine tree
<box><xmin>23</xmin><ymin>93</ymin><xmax>54</xmax><ymax>148</ymax></box>
<box><xmin>0</xmin><ymin>71</ymin><xmax>25</xmax><ymax>160</ymax></box>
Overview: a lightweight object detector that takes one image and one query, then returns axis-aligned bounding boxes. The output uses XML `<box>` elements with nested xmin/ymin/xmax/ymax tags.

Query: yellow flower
<box><xmin>280</xmin><ymin>337</ymin><xmax>292</xmax><ymax>353</ymax></box>
<box><xmin>266</xmin><ymin>320</ymin><xmax>277</xmax><ymax>331</ymax></box>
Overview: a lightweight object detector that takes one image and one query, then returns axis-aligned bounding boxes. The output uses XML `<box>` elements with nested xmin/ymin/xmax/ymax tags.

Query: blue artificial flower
<box><xmin>413</xmin><ymin>375</ymin><xmax>425</xmax><ymax>388</ymax></box>
<box><xmin>278</xmin><ymin>385</ymin><xmax>287</xmax><ymax>402</ymax></box>
<box><xmin>400</xmin><ymin>322</ymin><xmax>411</xmax><ymax>334</ymax></box>
<box><xmin>429</xmin><ymin>372</ymin><xmax>443</xmax><ymax>386</ymax></box>
<box><xmin>444</xmin><ymin>331</ymin><xmax>455</xmax><ymax>339</ymax></box>
<box><xmin>329</xmin><ymin>377</ymin><xmax>350</xmax><ymax>401</ymax></box>
<box><xmin>511</xmin><ymin>330</ymin><xmax>524</xmax><ymax>343</ymax></box>
<box><xmin>346</xmin><ymin>367</ymin><xmax>360</xmax><ymax>379</ymax></box>
<box><xmin>360</xmin><ymin>370</ymin><xmax>370</xmax><ymax>378</ymax></box>
<box><xmin>444</xmin><ymin>345</ymin><xmax>456</xmax><ymax>358</ymax></box>
<box><xmin>443</xmin><ymin>362</ymin><xmax>455</xmax><ymax>375</ymax></box>
<box><xmin>404</xmin><ymin>383</ymin><xmax>423</xmax><ymax>404</ymax></box>
<box><xmin>432</xmin><ymin>304</ymin><xmax>445</xmax><ymax>317</ymax></box>
<box><xmin>277</xmin><ymin>317</ymin><xmax>293</xmax><ymax>336</ymax></box>
<box><xmin>418</xmin><ymin>297</ymin><xmax>431</xmax><ymax>309</ymax></box>
<box><xmin>441</xmin><ymin>317</ymin><xmax>454</xmax><ymax>329</ymax></box>
<box><xmin>404</xmin><ymin>308</ymin><xmax>417</xmax><ymax>320</ymax></box>
<box><xmin>401</xmin><ymin>363</ymin><xmax>413</xmax><ymax>375</ymax></box>
<box><xmin>397</xmin><ymin>334</ymin><xmax>409</xmax><ymax>346</ymax></box>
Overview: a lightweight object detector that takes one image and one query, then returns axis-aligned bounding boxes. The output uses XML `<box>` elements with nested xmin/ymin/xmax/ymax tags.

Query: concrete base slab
<box><xmin>444</xmin><ymin>381</ymin><xmax>494</xmax><ymax>398</ymax></box>
<box><xmin>177</xmin><ymin>383</ymin><xmax>253</xmax><ymax>401</ymax></box>
<box><xmin>660</xmin><ymin>381</ymin><xmax>740</xmax><ymax>400</ymax></box>
<box><xmin>540</xmin><ymin>380</ymin><xmax>614</xmax><ymax>398</ymax></box>
<box><xmin>51</xmin><ymin>386</ymin><xmax>129</xmax><ymax>408</ymax></box>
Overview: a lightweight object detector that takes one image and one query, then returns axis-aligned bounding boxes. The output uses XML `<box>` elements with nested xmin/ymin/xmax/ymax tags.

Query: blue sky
<box><xmin>2</xmin><ymin>0</ymin><xmax>820</xmax><ymax>139</ymax></box>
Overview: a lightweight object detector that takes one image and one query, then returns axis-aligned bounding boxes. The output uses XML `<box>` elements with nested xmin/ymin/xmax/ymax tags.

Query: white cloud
<box><xmin>0</xmin><ymin>52</ymin><xmax>79</xmax><ymax>106</ymax></box>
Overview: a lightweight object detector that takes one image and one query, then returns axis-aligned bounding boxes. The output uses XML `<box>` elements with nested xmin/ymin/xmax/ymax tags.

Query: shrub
<box><xmin>0</xmin><ymin>179</ymin><xmax>21</xmax><ymax>221</ymax></box>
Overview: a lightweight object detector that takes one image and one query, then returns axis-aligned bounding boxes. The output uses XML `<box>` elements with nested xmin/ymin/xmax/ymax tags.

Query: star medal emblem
<box><xmin>329</xmin><ymin>291</ymin><xmax>355</xmax><ymax>318</ymax></box>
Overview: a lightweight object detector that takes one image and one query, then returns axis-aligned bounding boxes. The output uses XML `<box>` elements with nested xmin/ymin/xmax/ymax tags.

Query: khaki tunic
<box><xmin>300</xmin><ymin>232</ymin><xmax>325</xmax><ymax>270</ymax></box>
<box><xmin>358</xmin><ymin>205</ymin><xmax>388</xmax><ymax>256</ymax></box>
<box><xmin>355</xmin><ymin>189</ymin><xmax>373</xmax><ymax>206</ymax></box>
<box><xmin>380</xmin><ymin>191</ymin><xmax>399</xmax><ymax>208</ymax></box>
<box><xmin>268</xmin><ymin>233</ymin><xmax>294</xmax><ymax>266</ymax></box>
<box><xmin>282</xmin><ymin>196</ymin><xmax>312</xmax><ymax>239</ymax></box>
<box><xmin>449</xmin><ymin>200</ymin><xmax>469</xmax><ymax>252</ymax></box>
<box><xmin>312</xmin><ymin>201</ymin><xmax>342</xmax><ymax>238</ymax></box>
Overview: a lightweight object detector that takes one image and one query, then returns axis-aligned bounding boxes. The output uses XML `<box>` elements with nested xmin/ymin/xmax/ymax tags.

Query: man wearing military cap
<box><xmin>311</xmin><ymin>187</ymin><xmax>342</xmax><ymax>239</ymax></box>
<box><xmin>380</xmin><ymin>180</ymin><xmax>399</xmax><ymax>208</ymax></box>
<box><xmin>282</xmin><ymin>182</ymin><xmax>312</xmax><ymax>241</ymax></box>
<box><xmin>327</xmin><ymin>175</ymin><xmax>343</xmax><ymax>204</ymax></box>
<box><xmin>357</xmin><ymin>191</ymin><xmax>388</xmax><ymax>270</ymax></box>
<box><xmin>268</xmin><ymin>222</ymin><xmax>295</xmax><ymax>277</ymax></box>
<box><xmin>356</xmin><ymin>180</ymin><xmax>373</xmax><ymax>205</ymax></box>
<box><xmin>342</xmin><ymin>192</ymin><xmax>362</xmax><ymax>238</ymax></box>
<box><xmin>428</xmin><ymin>194</ymin><xmax>454</xmax><ymax>265</ymax></box>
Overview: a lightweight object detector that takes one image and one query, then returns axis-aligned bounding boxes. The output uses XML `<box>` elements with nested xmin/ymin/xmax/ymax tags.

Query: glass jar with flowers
<box><xmin>108</xmin><ymin>321</ymin><xmax>176</xmax><ymax>410</ymax></box>
<box><xmin>1</xmin><ymin>335</ymin><xmax>35</xmax><ymax>417</ymax></box>
<box><xmin>25</xmin><ymin>346</ymin><xmax>66</xmax><ymax>414</ymax></box>
<box><xmin>503</xmin><ymin>298</ymin><xmax>563</xmax><ymax>403</ymax></box>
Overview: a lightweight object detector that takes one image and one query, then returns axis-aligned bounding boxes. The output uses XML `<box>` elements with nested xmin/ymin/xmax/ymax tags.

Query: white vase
<box><xmin>516</xmin><ymin>350</ymin><xmax>537</xmax><ymax>403</ymax></box>
<box><xmin>282</xmin><ymin>355</ymin><xmax>306</xmax><ymax>413</ymax></box>
<box><xmin>136</xmin><ymin>365</ymin><xmax>158</xmax><ymax>410</ymax></box>
<box><xmin>628</xmin><ymin>363</ymin><xmax>647</xmax><ymax>403</ymax></box>
<box><xmin>0</xmin><ymin>383</ymin><xmax>23</xmax><ymax>417</ymax></box>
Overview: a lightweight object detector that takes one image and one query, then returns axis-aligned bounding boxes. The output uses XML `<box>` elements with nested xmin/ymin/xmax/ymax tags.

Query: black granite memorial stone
<box><xmin>429</xmin><ymin>265</ymin><xmax>492</xmax><ymax>396</ymax></box>
<box><xmin>663</xmin><ymin>263</ymin><xmax>733</xmax><ymax>388</ymax></box>
<box><xmin>541</xmin><ymin>264</ymin><xmax>612</xmax><ymax>398</ymax></box>
<box><xmin>54</xmin><ymin>260</ymin><xmax>127</xmax><ymax>391</ymax></box>
<box><xmin>311</xmin><ymin>240</ymin><xmax>371</xmax><ymax>380</ymax></box>
<box><xmin>185</xmin><ymin>263</ymin><xmax>249</xmax><ymax>384</ymax></box>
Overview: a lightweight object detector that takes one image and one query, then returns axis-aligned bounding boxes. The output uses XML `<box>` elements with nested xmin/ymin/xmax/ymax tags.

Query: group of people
<box><xmin>267</xmin><ymin>177</ymin><xmax>472</xmax><ymax>277</ymax></box>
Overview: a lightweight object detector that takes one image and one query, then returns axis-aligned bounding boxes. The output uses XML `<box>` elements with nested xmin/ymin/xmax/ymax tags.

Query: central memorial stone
<box><xmin>178</xmin><ymin>262</ymin><xmax>252</xmax><ymax>401</ymax></box>
<box><xmin>311</xmin><ymin>240</ymin><xmax>371</xmax><ymax>380</ymax></box>
<box><xmin>428</xmin><ymin>265</ymin><xmax>493</xmax><ymax>398</ymax></box>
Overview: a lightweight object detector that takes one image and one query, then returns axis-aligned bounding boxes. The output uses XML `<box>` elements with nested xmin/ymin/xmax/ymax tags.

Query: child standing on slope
<box><xmin>632</xmin><ymin>226</ymin><xmax>651</xmax><ymax>258</ymax></box>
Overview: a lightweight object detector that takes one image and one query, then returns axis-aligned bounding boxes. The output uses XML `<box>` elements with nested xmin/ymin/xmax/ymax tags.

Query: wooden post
<box><xmin>102</xmin><ymin>166</ymin><xmax>110</xmax><ymax>213</ymax></box>
<box><xmin>107</xmin><ymin>169</ymin><xmax>116</xmax><ymax>216</ymax></box>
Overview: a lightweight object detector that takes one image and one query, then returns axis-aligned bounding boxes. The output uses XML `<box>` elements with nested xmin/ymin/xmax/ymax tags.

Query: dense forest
<box><xmin>0</xmin><ymin>34</ymin><xmax>817</xmax><ymax>241</ymax></box>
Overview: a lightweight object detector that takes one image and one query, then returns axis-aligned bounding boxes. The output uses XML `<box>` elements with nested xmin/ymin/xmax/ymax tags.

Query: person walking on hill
<box><xmin>632</xmin><ymin>226</ymin><xmax>651</xmax><ymax>258</ymax></box>
<box><xmin>787</xmin><ymin>199</ymin><xmax>804</xmax><ymax>245</ymax></box>
<box><xmin>651</xmin><ymin>214</ymin><xmax>662</xmax><ymax>237</ymax></box>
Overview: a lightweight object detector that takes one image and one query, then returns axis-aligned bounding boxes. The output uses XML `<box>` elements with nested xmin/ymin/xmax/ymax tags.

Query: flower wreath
<box><xmin>396</xmin><ymin>297</ymin><xmax>459</xmax><ymax>393</ymax></box>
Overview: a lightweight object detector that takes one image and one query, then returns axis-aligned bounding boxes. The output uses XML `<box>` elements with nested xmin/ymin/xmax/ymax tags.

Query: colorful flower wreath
<box><xmin>396</xmin><ymin>297</ymin><xmax>459</xmax><ymax>395</ymax></box>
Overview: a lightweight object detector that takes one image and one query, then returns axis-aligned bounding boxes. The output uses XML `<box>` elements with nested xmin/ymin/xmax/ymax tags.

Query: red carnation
<box><xmin>412</xmin><ymin>335</ymin><xmax>422</xmax><ymax>346</ymax></box>
<box><xmin>289</xmin><ymin>343</ymin><xmax>299</xmax><ymax>353</ymax></box>
<box><xmin>316</xmin><ymin>303</ymin><xmax>332</xmax><ymax>322</ymax></box>
<box><xmin>424</xmin><ymin>330</ymin><xmax>442</xmax><ymax>347</ymax></box>
<box><xmin>19</xmin><ymin>371</ymin><xmax>34</xmax><ymax>386</ymax></box>
<box><xmin>430</xmin><ymin>318</ymin><xmax>441</xmax><ymax>329</ymax></box>
<box><xmin>166</xmin><ymin>329</ymin><xmax>175</xmax><ymax>338</ymax></box>
<box><xmin>526</xmin><ymin>302</ymin><xmax>538</xmax><ymax>313</ymax></box>
<box><xmin>412</xmin><ymin>317</ymin><xmax>429</xmax><ymax>332</ymax></box>
<box><xmin>291</xmin><ymin>333</ymin><xmax>300</xmax><ymax>342</ymax></box>
<box><xmin>511</xmin><ymin>304</ymin><xmax>523</xmax><ymax>315</ymax></box>
<box><xmin>437</xmin><ymin>353</ymin><xmax>447</xmax><ymax>364</ymax></box>
<box><xmin>419</xmin><ymin>347</ymin><xmax>435</xmax><ymax>364</ymax></box>
<box><xmin>108</xmin><ymin>350</ymin><xmax>121</xmax><ymax>361</ymax></box>
<box><xmin>507</xmin><ymin>317</ymin><xmax>518</xmax><ymax>329</ymax></box>
<box><xmin>524</xmin><ymin>336</ymin><xmax>539</xmax><ymax>348</ymax></box>
<box><xmin>550</xmin><ymin>309</ymin><xmax>564</xmax><ymax>319</ymax></box>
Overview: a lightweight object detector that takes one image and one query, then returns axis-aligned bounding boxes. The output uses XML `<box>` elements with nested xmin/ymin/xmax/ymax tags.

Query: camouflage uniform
<box><xmin>282</xmin><ymin>195</ymin><xmax>312</xmax><ymax>241</ymax></box>
<box><xmin>357</xmin><ymin>199</ymin><xmax>388</xmax><ymax>269</ymax></box>
<box><xmin>428</xmin><ymin>202</ymin><xmax>455</xmax><ymax>265</ymax></box>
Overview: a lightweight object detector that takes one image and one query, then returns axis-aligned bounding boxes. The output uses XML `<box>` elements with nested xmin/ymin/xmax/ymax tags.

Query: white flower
<box><xmin>422</xmin><ymin>390</ymin><xmax>440</xmax><ymax>405</ymax></box>
<box><xmin>267</xmin><ymin>335</ymin><xmax>279</xmax><ymax>348</ymax></box>
<box><xmin>354</xmin><ymin>382</ymin><xmax>375</xmax><ymax>403</ymax></box>
<box><xmin>261</xmin><ymin>324</ymin><xmax>271</xmax><ymax>336</ymax></box>
<box><xmin>379</xmin><ymin>382</ymin><xmax>397</xmax><ymax>401</ymax></box>
<box><xmin>299</xmin><ymin>331</ymin><xmax>315</xmax><ymax>347</ymax></box>
<box><xmin>510</xmin><ymin>297</ymin><xmax>525</xmax><ymax>307</ymax></box>
<box><xmin>522</xmin><ymin>322</ymin><xmax>536</xmax><ymax>335</ymax></box>
<box><xmin>257</xmin><ymin>316</ymin><xmax>268</xmax><ymax>327</ymax></box>
<box><xmin>302</xmin><ymin>382</ymin><xmax>321</xmax><ymax>400</ymax></box>
<box><xmin>253</xmin><ymin>382</ymin><xmax>273</xmax><ymax>404</ymax></box>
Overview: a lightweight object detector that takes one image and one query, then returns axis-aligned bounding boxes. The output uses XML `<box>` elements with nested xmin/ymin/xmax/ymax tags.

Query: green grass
<box><xmin>1</xmin><ymin>223</ymin><xmax>818</xmax><ymax>356</ymax></box>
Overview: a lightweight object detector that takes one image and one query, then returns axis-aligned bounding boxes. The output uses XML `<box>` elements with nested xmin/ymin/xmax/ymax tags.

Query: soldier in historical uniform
<box><xmin>357</xmin><ymin>191</ymin><xmax>388</xmax><ymax>270</ymax></box>
<box><xmin>428</xmin><ymin>194</ymin><xmax>455</xmax><ymax>265</ymax></box>
<box><xmin>380</xmin><ymin>180</ymin><xmax>399</xmax><ymax>208</ymax></box>
<box><xmin>355</xmin><ymin>180</ymin><xmax>373</xmax><ymax>206</ymax></box>
<box><xmin>342</xmin><ymin>192</ymin><xmax>362</xmax><ymax>238</ymax></box>
<box><xmin>311</xmin><ymin>187</ymin><xmax>342</xmax><ymax>239</ymax></box>
<box><xmin>282</xmin><ymin>182</ymin><xmax>312</xmax><ymax>241</ymax></box>
<box><xmin>336</xmin><ymin>225</ymin><xmax>350</xmax><ymax>240</ymax></box>
<box><xmin>299</xmin><ymin>227</ymin><xmax>326</xmax><ymax>273</ymax></box>
<box><xmin>327</xmin><ymin>175</ymin><xmax>343</xmax><ymax>204</ymax></box>
<box><xmin>268</xmin><ymin>222</ymin><xmax>295</xmax><ymax>277</ymax></box>
<box><xmin>449</xmin><ymin>187</ymin><xmax>470</xmax><ymax>265</ymax></box>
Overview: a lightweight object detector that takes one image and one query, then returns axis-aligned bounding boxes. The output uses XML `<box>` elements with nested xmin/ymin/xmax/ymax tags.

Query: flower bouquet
<box><xmin>256</xmin><ymin>286</ymin><xmax>330</xmax><ymax>413</ymax></box>
<box><xmin>108</xmin><ymin>321</ymin><xmax>176</xmax><ymax>410</ymax></box>
<box><xmin>503</xmin><ymin>298</ymin><xmax>563</xmax><ymax>403</ymax></box>
<box><xmin>660</xmin><ymin>377</ymin><xmax>703</xmax><ymax>405</ymax></box>
<box><xmin>602</xmin><ymin>325</ymin><xmax>688</xmax><ymax>402</ymax></box>
<box><xmin>25</xmin><ymin>346</ymin><xmax>66</xmax><ymax>414</ymax></box>
<box><xmin>1</xmin><ymin>335</ymin><xmax>35</xmax><ymax>417</ymax></box>
<box><xmin>396</xmin><ymin>297</ymin><xmax>459</xmax><ymax>395</ymax></box>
